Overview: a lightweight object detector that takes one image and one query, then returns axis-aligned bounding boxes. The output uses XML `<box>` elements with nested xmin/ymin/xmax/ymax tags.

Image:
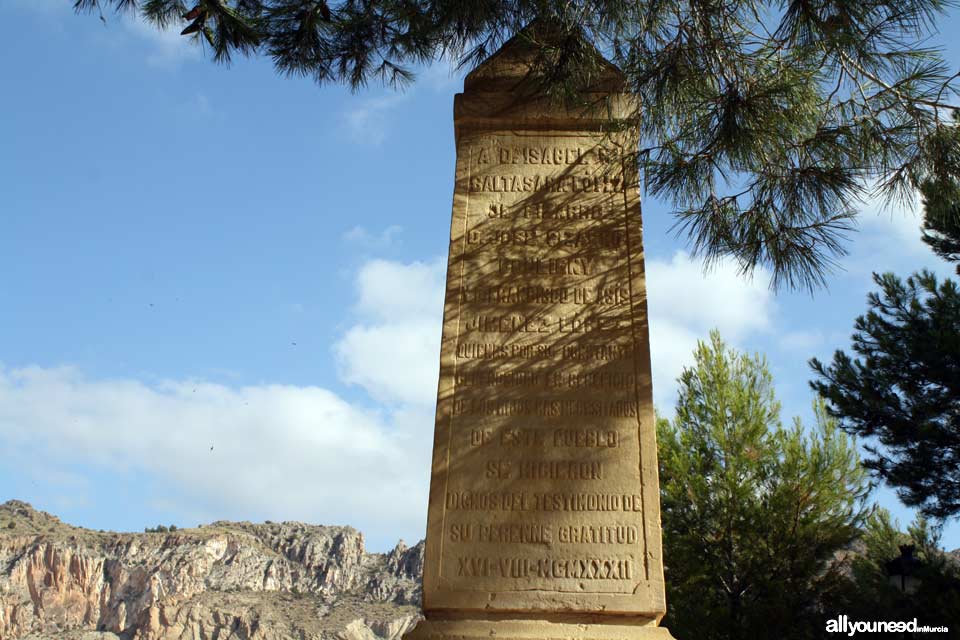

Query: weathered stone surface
<box><xmin>405</xmin><ymin>618</ymin><xmax>676</xmax><ymax>640</ymax></box>
<box><xmin>409</xmin><ymin>23</ymin><xmax>673</xmax><ymax>640</ymax></box>
<box><xmin>0</xmin><ymin>501</ymin><xmax>422</xmax><ymax>640</ymax></box>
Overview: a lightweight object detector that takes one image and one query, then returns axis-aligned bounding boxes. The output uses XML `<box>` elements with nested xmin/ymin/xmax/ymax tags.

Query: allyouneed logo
<box><xmin>826</xmin><ymin>615</ymin><xmax>949</xmax><ymax>635</ymax></box>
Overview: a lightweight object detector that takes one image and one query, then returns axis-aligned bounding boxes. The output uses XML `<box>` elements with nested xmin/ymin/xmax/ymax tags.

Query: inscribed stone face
<box><xmin>421</xmin><ymin>122</ymin><xmax>665</xmax><ymax>616</ymax></box>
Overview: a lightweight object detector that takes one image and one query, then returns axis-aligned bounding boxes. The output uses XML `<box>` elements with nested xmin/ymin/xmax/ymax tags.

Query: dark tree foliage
<box><xmin>810</xmin><ymin>270</ymin><xmax>960</xmax><ymax>521</ymax></box>
<box><xmin>73</xmin><ymin>0</ymin><xmax>960</xmax><ymax>291</ymax></box>
<box><xmin>921</xmin><ymin>113</ymin><xmax>960</xmax><ymax>273</ymax></box>
<box><xmin>923</xmin><ymin>186</ymin><xmax>960</xmax><ymax>273</ymax></box>
<box><xmin>825</xmin><ymin>510</ymin><xmax>960</xmax><ymax>629</ymax></box>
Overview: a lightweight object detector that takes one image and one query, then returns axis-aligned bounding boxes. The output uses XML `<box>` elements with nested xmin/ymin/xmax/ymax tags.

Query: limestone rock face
<box><xmin>0</xmin><ymin>501</ymin><xmax>423</xmax><ymax>640</ymax></box>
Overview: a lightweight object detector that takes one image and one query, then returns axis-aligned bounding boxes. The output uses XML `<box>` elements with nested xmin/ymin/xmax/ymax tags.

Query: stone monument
<box><xmin>405</xmin><ymin>24</ymin><xmax>676</xmax><ymax>640</ymax></box>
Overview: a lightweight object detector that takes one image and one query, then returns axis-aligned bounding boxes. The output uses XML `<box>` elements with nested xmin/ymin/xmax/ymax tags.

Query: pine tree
<box><xmin>810</xmin><ymin>270</ymin><xmax>960</xmax><ymax>521</ymax></box>
<box><xmin>658</xmin><ymin>331</ymin><xmax>870</xmax><ymax>640</ymax></box>
<box><xmin>826</xmin><ymin>509</ymin><xmax>960</xmax><ymax>628</ymax></box>
<box><xmin>73</xmin><ymin>0</ymin><xmax>960</xmax><ymax>291</ymax></box>
<box><xmin>920</xmin><ymin>112</ymin><xmax>960</xmax><ymax>273</ymax></box>
<box><xmin>922</xmin><ymin>186</ymin><xmax>960</xmax><ymax>274</ymax></box>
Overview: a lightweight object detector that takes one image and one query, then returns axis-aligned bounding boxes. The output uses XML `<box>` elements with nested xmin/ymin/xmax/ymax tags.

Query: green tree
<box><xmin>922</xmin><ymin>184</ymin><xmax>960</xmax><ymax>274</ymax></box>
<box><xmin>658</xmin><ymin>331</ymin><xmax>870</xmax><ymax>640</ymax></box>
<box><xmin>920</xmin><ymin>112</ymin><xmax>960</xmax><ymax>274</ymax></box>
<box><xmin>73</xmin><ymin>0</ymin><xmax>960</xmax><ymax>291</ymax></box>
<box><xmin>826</xmin><ymin>509</ymin><xmax>960</xmax><ymax>628</ymax></box>
<box><xmin>810</xmin><ymin>270</ymin><xmax>960</xmax><ymax>521</ymax></box>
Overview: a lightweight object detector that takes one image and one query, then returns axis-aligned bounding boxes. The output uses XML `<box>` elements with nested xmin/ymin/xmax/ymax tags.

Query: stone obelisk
<box><xmin>405</xmin><ymin>24</ymin><xmax>676</xmax><ymax>640</ymax></box>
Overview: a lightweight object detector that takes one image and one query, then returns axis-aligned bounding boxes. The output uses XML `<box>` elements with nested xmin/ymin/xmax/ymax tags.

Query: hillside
<box><xmin>0</xmin><ymin>500</ymin><xmax>423</xmax><ymax>640</ymax></box>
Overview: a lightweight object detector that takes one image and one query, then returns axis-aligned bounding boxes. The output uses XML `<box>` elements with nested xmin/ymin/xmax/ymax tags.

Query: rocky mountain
<box><xmin>0</xmin><ymin>501</ymin><xmax>423</xmax><ymax>640</ymax></box>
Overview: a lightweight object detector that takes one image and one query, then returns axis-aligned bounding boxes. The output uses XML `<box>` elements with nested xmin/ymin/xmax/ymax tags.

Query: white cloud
<box><xmin>849</xmin><ymin>190</ymin><xmax>926</xmax><ymax>272</ymax></box>
<box><xmin>836</xmin><ymin>189</ymin><xmax>956</xmax><ymax>292</ymax></box>
<box><xmin>353</xmin><ymin>258</ymin><xmax>446</xmax><ymax>322</ymax></box>
<box><xmin>645</xmin><ymin>322</ymin><xmax>702</xmax><ymax>414</ymax></box>
<box><xmin>857</xmin><ymin>189</ymin><xmax>925</xmax><ymax>252</ymax></box>
<box><xmin>646</xmin><ymin>251</ymin><xmax>775</xmax><ymax>412</ymax></box>
<box><xmin>342</xmin><ymin>94</ymin><xmax>409</xmax><ymax>146</ymax></box>
<box><xmin>0</xmin><ymin>257</ymin><xmax>450</xmax><ymax>549</ymax></box>
<box><xmin>335</xmin><ymin>258</ymin><xmax>446</xmax><ymax>406</ymax></box>
<box><xmin>343</xmin><ymin>225</ymin><xmax>404</xmax><ymax>250</ymax></box>
<box><xmin>647</xmin><ymin>251</ymin><xmax>774</xmax><ymax>338</ymax></box>
<box><xmin>123</xmin><ymin>15</ymin><xmax>200</xmax><ymax>67</ymax></box>
<box><xmin>336</xmin><ymin>322</ymin><xmax>441</xmax><ymax>407</ymax></box>
<box><xmin>0</xmin><ymin>365</ymin><xmax>430</xmax><ymax>549</ymax></box>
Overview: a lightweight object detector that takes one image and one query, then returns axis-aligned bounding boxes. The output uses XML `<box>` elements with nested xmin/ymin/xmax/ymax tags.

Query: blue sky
<box><xmin>1</xmin><ymin>0</ymin><xmax>959</xmax><ymax>552</ymax></box>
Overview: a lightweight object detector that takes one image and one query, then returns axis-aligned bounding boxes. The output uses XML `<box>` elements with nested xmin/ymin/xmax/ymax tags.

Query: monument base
<box><xmin>405</xmin><ymin>616</ymin><xmax>677</xmax><ymax>640</ymax></box>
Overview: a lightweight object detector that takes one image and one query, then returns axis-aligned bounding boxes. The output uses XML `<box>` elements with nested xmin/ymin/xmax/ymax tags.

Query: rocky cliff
<box><xmin>0</xmin><ymin>501</ymin><xmax>423</xmax><ymax>640</ymax></box>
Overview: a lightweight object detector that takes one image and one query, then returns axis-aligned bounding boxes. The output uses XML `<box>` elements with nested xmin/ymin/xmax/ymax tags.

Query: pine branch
<box><xmin>70</xmin><ymin>0</ymin><xmax>960</xmax><ymax>291</ymax></box>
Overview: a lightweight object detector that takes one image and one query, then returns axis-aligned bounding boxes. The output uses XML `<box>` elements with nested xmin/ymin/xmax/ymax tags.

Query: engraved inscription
<box><xmin>444</xmin><ymin>492</ymin><xmax>645</xmax><ymax>512</ymax></box>
<box><xmin>431</xmin><ymin>129</ymin><xmax>650</xmax><ymax>601</ymax></box>
<box><xmin>455</xmin><ymin>284</ymin><xmax>629</xmax><ymax>306</ymax></box>
<box><xmin>452</xmin><ymin>398</ymin><xmax>638</xmax><ymax>418</ymax></box>
<box><xmin>446</xmin><ymin>523</ymin><xmax>640</xmax><ymax>545</ymax></box>
<box><xmin>454</xmin><ymin>342</ymin><xmax>635</xmax><ymax>360</ymax></box>
<box><xmin>456</xmin><ymin>370</ymin><xmax>636</xmax><ymax>390</ymax></box>
<box><xmin>469</xmin><ymin>174</ymin><xmax>626</xmax><ymax>193</ymax></box>
<box><xmin>456</xmin><ymin>556</ymin><xmax>633</xmax><ymax>580</ymax></box>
